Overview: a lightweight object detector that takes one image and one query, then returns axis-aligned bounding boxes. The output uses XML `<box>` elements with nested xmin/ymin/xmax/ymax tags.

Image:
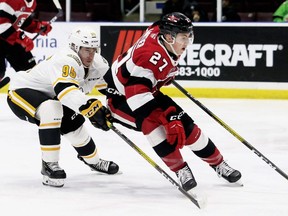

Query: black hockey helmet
<box><xmin>159</xmin><ymin>12</ymin><xmax>193</xmax><ymax>38</ymax></box>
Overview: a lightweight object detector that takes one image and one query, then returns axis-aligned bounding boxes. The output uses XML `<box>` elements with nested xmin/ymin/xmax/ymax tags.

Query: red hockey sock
<box><xmin>161</xmin><ymin>150</ymin><xmax>185</xmax><ymax>172</ymax></box>
<box><xmin>201</xmin><ymin>148</ymin><xmax>223</xmax><ymax>166</ymax></box>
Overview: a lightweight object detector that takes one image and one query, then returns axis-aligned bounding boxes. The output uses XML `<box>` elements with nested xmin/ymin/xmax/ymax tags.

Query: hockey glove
<box><xmin>15</xmin><ymin>32</ymin><xmax>34</xmax><ymax>52</ymax></box>
<box><xmin>79</xmin><ymin>99</ymin><xmax>111</xmax><ymax>131</ymax></box>
<box><xmin>36</xmin><ymin>21</ymin><xmax>52</xmax><ymax>36</ymax></box>
<box><xmin>159</xmin><ymin>106</ymin><xmax>186</xmax><ymax>148</ymax></box>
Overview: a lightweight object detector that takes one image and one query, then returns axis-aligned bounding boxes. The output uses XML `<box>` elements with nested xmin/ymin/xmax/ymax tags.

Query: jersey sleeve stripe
<box><xmin>52</xmin><ymin>77</ymin><xmax>79</xmax><ymax>87</ymax></box>
<box><xmin>125</xmin><ymin>80</ymin><xmax>152</xmax><ymax>98</ymax></box>
<box><xmin>126</xmin><ymin>92</ymin><xmax>154</xmax><ymax>111</ymax></box>
<box><xmin>133</xmin><ymin>97</ymin><xmax>160</xmax><ymax>120</ymax></box>
<box><xmin>0</xmin><ymin>3</ymin><xmax>15</xmax><ymax>16</ymax></box>
<box><xmin>54</xmin><ymin>82</ymin><xmax>79</xmax><ymax>96</ymax></box>
<box><xmin>0</xmin><ymin>25</ymin><xmax>15</xmax><ymax>39</ymax></box>
<box><xmin>0</xmin><ymin>4</ymin><xmax>16</xmax><ymax>37</ymax></box>
<box><xmin>95</xmin><ymin>83</ymin><xmax>107</xmax><ymax>89</ymax></box>
<box><xmin>57</xmin><ymin>85</ymin><xmax>79</xmax><ymax>100</ymax></box>
<box><xmin>130</xmin><ymin>66</ymin><xmax>156</xmax><ymax>82</ymax></box>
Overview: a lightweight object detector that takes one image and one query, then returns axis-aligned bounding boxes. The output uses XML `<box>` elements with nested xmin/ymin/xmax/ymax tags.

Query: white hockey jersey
<box><xmin>9</xmin><ymin>47</ymin><xmax>109</xmax><ymax>113</ymax></box>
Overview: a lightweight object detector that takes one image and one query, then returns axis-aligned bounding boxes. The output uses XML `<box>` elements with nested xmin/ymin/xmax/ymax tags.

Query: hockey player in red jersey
<box><xmin>104</xmin><ymin>12</ymin><xmax>242</xmax><ymax>191</ymax></box>
<box><xmin>0</xmin><ymin>0</ymin><xmax>52</xmax><ymax>87</ymax></box>
<box><xmin>7</xmin><ymin>26</ymin><xmax>119</xmax><ymax>187</ymax></box>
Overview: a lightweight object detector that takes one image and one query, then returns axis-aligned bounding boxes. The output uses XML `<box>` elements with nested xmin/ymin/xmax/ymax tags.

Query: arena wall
<box><xmin>2</xmin><ymin>22</ymin><xmax>288</xmax><ymax>99</ymax></box>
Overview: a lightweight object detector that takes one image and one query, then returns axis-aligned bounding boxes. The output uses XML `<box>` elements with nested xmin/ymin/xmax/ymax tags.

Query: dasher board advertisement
<box><xmin>100</xmin><ymin>23</ymin><xmax>288</xmax><ymax>83</ymax></box>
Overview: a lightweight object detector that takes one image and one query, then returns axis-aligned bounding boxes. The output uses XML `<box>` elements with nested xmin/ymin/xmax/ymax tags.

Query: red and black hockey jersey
<box><xmin>0</xmin><ymin>0</ymin><xmax>37</xmax><ymax>44</ymax></box>
<box><xmin>109</xmin><ymin>24</ymin><xmax>180</xmax><ymax>121</ymax></box>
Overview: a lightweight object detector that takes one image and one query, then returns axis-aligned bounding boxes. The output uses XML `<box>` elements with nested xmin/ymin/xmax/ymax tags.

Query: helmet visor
<box><xmin>174</xmin><ymin>33</ymin><xmax>194</xmax><ymax>46</ymax></box>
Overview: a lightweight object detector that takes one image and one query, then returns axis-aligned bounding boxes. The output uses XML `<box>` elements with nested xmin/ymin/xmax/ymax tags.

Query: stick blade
<box><xmin>57</xmin><ymin>9</ymin><xmax>64</xmax><ymax>17</ymax></box>
<box><xmin>188</xmin><ymin>187</ymin><xmax>207</xmax><ymax>209</ymax></box>
<box><xmin>0</xmin><ymin>77</ymin><xmax>10</xmax><ymax>89</ymax></box>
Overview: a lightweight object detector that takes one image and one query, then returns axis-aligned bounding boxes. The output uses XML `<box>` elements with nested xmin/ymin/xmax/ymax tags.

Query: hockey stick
<box><xmin>172</xmin><ymin>80</ymin><xmax>288</xmax><ymax>181</ymax></box>
<box><xmin>32</xmin><ymin>0</ymin><xmax>63</xmax><ymax>40</ymax></box>
<box><xmin>0</xmin><ymin>77</ymin><xmax>10</xmax><ymax>89</ymax></box>
<box><xmin>109</xmin><ymin>124</ymin><xmax>201</xmax><ymax>208</ymax></box>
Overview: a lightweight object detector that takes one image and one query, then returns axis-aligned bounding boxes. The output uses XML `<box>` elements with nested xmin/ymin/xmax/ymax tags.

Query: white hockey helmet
<box><xmin>68</xmin><ymin>26</ymin><xmax>100</xmax><ymax>53</ymax></box>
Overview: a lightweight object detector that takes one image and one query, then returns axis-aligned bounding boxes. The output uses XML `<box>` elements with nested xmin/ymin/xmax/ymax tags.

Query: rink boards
<box><xmin>1</xmin><ymin>22</ymin><xmax>288</xmax><ymax>99</ymax></box>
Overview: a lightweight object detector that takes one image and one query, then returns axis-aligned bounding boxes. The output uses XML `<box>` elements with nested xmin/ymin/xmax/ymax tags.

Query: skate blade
<box><xmin>42</xmin><ymin>176</ymin><xmax>65</xmax><ymax>187</ymax></box>
<box><xmin>234</xmin><ymin>179</ymin><xmax>244</xmax><ymax>187</ymax></box>
<box><xmin>90</xmin><ymin>169</ymin><xmax>123</xmax><ymax>175</ymax></box>
<box><xmin>222</xmin><ymin>179</ymin><xmax>244</xmax><ymax>187</ymax></box>
<box><xmin>188</xmin><ymin>187</ymin><xmax>207</xmax><ymax>209</ymax></box>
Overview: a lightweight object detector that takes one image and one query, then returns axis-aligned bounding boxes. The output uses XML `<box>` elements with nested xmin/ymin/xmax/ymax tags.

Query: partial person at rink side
<box><xmin>103</xmin><ymin>12</ymin><xmax>241</xmax><ymax>192</ymax></box>
<box><xmin>273</xmin><ymin>0</ymin><xmax>288</xmax><ymax>22</ymax></box>
<box><xmin>0</xmin><ymin>0</ymin><xmax>52</xmax><ymax>87</ymax></box>
<box><xmin>7</xmin><ymin>26</ymin><xmax>119</xmax><ymax>187</ymax></box>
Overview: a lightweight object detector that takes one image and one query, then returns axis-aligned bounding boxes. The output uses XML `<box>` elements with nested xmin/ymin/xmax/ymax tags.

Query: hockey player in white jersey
<box><xmin>7</xmin><ymin>26</ymin><xmax>119</xmax><ymax>187</ymax></box>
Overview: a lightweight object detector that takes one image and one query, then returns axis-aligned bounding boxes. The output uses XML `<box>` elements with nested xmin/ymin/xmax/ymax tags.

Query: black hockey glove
<box><xmin>79</xmin><ymin>99</ymin><xmax>112</xmax><ymax>131</ymax></box>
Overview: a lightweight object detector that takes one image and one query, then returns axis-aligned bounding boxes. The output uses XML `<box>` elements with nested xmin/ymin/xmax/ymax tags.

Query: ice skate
<box><xmin>77</xmin><ymin>155</ymin><xmax>119</xmax><ymax>174</ymax></box>
<box><xmin>41</xmin><ymin>160</ymin><xmax>66</xmax><ymax>187</ymax></box>
<box><xmin>176</xmin><ymin>163</ymin><xmax>197</xmax><ymax>191</ymax></box>
<box><xmin>211</xmin><ymin>161</ymin><xmax>242</xmax><ymax>185</ymax></box>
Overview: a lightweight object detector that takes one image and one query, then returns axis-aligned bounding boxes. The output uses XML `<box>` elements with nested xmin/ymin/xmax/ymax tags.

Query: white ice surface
<box><xmin>0</xmin><ymin>94</ymin><xmax>288</xmax><ymax>216</ymax></box>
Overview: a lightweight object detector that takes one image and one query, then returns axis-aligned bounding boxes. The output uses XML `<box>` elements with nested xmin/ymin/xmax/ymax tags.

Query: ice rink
<box><xmin>0</xmin><ymin>93</ymin><xmax>288</xmax><ymax>216</ymax></box>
